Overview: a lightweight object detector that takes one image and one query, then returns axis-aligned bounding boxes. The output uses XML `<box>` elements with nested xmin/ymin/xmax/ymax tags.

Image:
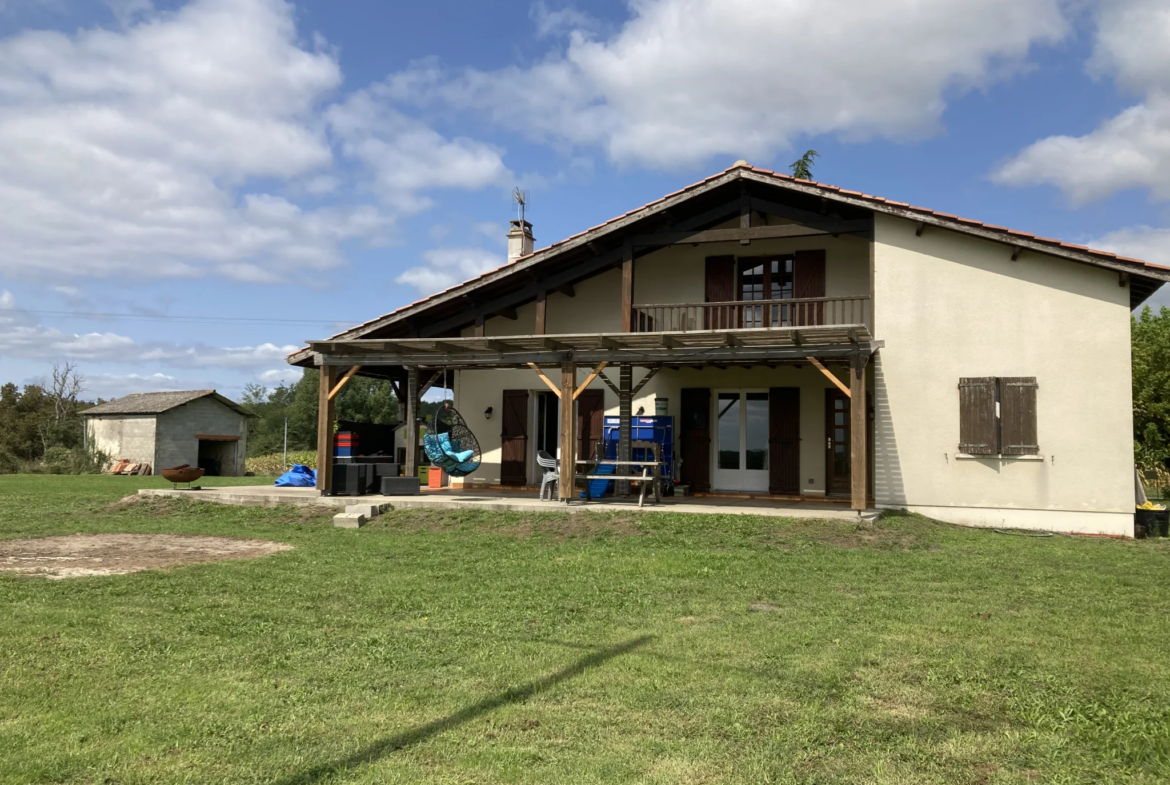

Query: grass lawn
<box><xmin>2</xmin><ymin>476</ymin><xmax>1170</xmax><ymax>784</ymax></box>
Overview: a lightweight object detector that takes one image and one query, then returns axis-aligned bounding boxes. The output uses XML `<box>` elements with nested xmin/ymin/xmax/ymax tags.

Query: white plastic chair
<box><xmin>537</xmin><ymin>450</ymin><xmax>559</xmax><ymax>500</ymax></box>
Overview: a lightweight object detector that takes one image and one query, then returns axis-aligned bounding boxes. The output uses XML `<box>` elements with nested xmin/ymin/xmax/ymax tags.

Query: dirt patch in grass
<box><xmin>0</xmin><ymin>533</ymin><xmax>293</xmax><ymax>579</ymax></box>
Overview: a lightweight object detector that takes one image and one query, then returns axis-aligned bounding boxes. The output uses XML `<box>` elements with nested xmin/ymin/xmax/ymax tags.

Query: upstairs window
<box><xmin>959</xmin><ymin>377</ymin><xmax>1039</xmax><ymax>456</ymax></box>
<box><xmin>739</xmin><ymin>255</ymin><xmax>795</xmax><ymax>327</ymax></box>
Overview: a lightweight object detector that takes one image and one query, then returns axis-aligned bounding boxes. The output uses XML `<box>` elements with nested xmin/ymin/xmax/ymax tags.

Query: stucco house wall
<box><xmin>155</xmin><ymin>397</ymin><xmax>249</xmax><ymax>475</ymax></box>
<box><xmin>87</xmin><ymin>415</ymin><xmax>156</xmax><ymax>465</ymax></box>
<box><xmin>871</xmin><ymin>213</ymin><xmax>1134</xmax><ymax>535</ymax></box>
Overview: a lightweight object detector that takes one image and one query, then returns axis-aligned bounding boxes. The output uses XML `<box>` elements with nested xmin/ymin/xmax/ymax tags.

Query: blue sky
<box><xmin>0</xmin><ymin>0</ymin><xmax>1168</xmax><ymax>401</ymax></box>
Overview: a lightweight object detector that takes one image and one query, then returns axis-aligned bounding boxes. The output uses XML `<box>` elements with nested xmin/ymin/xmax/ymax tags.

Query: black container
<box><xmin>1135</xmin><ymin>508</ymin><xmax>1168</xmax><ymax>538</ymax></box>
<box><xmin>380</xmin><ymin>476</ymin><xmax>420</xmax><ymax>496</ymax></box>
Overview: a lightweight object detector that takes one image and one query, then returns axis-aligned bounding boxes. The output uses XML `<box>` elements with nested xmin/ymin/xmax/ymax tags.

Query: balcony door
<box><xmin>739</xmin><ymin>255</ymin><xmax>794</xmax><ymax>328</ymax></box>
<box><xmin>713</xmin><ymin>390</ymin><xmax>770</xmax><ymax>492</ymax></box>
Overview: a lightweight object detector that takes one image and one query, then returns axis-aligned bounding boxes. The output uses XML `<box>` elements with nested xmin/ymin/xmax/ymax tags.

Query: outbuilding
<box><xmin>83</xmin><ymin>390</ymin><xmax>252</xmax><ymax>476</ymax></box>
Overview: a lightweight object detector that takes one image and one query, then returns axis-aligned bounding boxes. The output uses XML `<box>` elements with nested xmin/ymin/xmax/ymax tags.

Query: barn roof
<box><xmin>82</xmin><ymin>390</ymin><xmax>252</xmax><ymax>417</ymax></box>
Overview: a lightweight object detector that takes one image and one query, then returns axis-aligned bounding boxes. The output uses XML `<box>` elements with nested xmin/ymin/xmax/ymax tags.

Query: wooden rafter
<box><xmin>328</xmin><ymin>365</ymin><xmax>362</xmax><ymax>400</ymax></box>
<box><xmin>595</xmin><ymin>370</ymin><xmax>621</xmax><ymax>396</ymax></box>
<box><xmin>632</xmin><ymin>366</ymin><xmax>660</xmax><ymax>396</ymax></box>
<box><xmin>528</xmin><ymin>363</ymin><xmax>562</xmax><ymax>398</ymax></box>
<box><xmin>630</xmin><ymin>220</ymin><xmax>870</xmax><ymax>247</ymax></box>
<box><xmin>573</xmin><ymin>361</ymin><xmax>609</xmax><ymax>400</ymax></box>
<box><xmin>807</xmin><ymin>356</ymin><xmax>850</xmax><ymax>398</ymax></box>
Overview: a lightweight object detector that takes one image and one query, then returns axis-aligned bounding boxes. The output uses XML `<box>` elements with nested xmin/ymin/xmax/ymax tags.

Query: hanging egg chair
<box><xmin>422</xmin><ymin>401</ymin><xmax>482</xmax><ymax>477</ymax></box>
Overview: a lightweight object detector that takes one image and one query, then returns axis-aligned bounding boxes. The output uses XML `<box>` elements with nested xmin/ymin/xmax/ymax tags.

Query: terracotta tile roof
<box><xmin>289</xmin><ymin>162</ymin><xmax>1167</xmax><ymax>359</ymax></box>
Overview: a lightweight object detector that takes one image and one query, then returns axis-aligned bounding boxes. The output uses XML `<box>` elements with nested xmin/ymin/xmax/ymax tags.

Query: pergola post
<box><xmin>315</xmin><ymin>365</ymin><xmax>336</xmax><ymax>494</ymax></box>
<box><xmin>559</xmin><ymin>361</ymin><xmax>576</xmax><ymax>502</ymax></box>
<box><xmin>617</xmin><ymin>364</ymin><xmax>632</xmax><ymax>496</ymax></box>
<box><xmin>404</xmin><ymin>367</ymin><xmax>419</xmax><ymax>481</ymax></box>
<box><xmin>850</xmin><ymin>354</ymin><xmax>867</xmax><ymax>511</ymax></box>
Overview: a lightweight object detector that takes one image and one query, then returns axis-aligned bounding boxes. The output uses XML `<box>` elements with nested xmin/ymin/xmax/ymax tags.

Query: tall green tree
<box><xmin>1132</xmin><ymin>305</ymin><xmax>1170</xmax><ymax>470</ymax></box>
<box><xmin>244</xmin><ymin>370</ymin><xmax>401</xmax><ymax>456</ymax></box>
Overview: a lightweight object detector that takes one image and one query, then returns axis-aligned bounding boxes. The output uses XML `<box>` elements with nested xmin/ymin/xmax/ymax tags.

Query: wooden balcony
<box><xmin>631</xmin><ymin>296</ymin><xmax>870</xmax><ymax>333</ymax></box>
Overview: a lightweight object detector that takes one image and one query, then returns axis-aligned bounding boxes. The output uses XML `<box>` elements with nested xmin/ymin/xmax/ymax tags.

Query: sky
<box><xmin>1</xmin><ymin>0</ymin><xmax>1169</xmax><ymax>402</ymax></box>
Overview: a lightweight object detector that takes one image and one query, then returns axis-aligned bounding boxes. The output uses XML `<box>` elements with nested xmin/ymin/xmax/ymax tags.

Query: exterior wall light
<box><xmin>484</xmin><ymin>406</ymin><xmax>493</xmax><ymax>420</ymax></box>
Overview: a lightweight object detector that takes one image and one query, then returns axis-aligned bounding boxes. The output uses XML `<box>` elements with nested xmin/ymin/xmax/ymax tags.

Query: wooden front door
<box><xmin>680</xmin><ymin>387</ymin><xmax>711</xmax><ymax>492</ymax></box>
<box><xmin>500</xmin><ymin>390</ymin><xmax>528</xmax><ymax>486</ymax></box>
<box><xmin>825</xmin><ymin>388</ymin><xmax>850</xmax><ymax>496</ymax></box>
<box><xmin>576</xmin><ymin>390</ymin><xmax>604</xmax><ymax>461</ymax></box>
<box><xmin>769</xmin><ymin>387</ymin><xmax>800</xmax><ymax>495</ymax></box>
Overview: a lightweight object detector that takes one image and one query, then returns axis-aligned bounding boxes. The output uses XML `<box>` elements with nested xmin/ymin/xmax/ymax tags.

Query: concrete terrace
<box><xmin>139</xmin><ymin>485</ymin><xmax>866</xmax><ymax>520</ymax></box>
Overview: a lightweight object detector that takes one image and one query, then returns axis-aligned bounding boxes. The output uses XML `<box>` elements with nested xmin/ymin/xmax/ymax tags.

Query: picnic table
<box><xmin>575</xmin><ymin>441</ymin><xmax>663</xmax><ymax>507</ymax></box>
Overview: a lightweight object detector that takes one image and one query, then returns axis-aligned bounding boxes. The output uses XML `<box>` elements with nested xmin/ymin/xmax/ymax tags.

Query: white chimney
<box><xmin>507</xmin><ymin>219</ymin><xmax>534</xmax><ymax>263</ymax></box>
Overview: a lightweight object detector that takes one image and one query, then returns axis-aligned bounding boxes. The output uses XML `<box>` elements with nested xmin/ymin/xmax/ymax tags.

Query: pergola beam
<box><xmin>318</xmin><ymin>343</ymin><xmax>881</xmax><ymax>369</ymax></box>
<box><xmin>527</xmin><ymin>363</ymin><xmax>563</xmax><ymax>398</ymax></box>
<box><xmin>808</xmin><ymin>356</ymin><xmax>850</xmax><ymax>398</ymax></box>
<box><xmin>573</xmin><ymin>361</ymin><xmax>609</xmax><ymax>400</ymax></box>
<box><xmin>327</xmin><ymin>365</ymin><xmax>361</xmax><ymax>401</ymax></box>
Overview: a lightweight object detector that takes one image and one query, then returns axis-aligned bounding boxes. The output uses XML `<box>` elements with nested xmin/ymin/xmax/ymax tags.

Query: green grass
<box><xmin>2</xmin><ymin>475</ymin><xmax>1169</xmax><ymax>784</ymax></box>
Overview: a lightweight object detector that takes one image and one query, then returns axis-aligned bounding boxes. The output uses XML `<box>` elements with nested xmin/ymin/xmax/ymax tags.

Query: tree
<box><xmin>1132</xmin><ymin>305</ymin><xmax>1170</xmax><ymax>472</ymax></box>
<box><xmin>38</xmin><ymin>361</ymin><xmax>86</xmax><ymax>453</ymax></box>
<box><xmin>789</xmin><ymin>149</ymin><xmax>819</xmax><ymax>180</ymax></box>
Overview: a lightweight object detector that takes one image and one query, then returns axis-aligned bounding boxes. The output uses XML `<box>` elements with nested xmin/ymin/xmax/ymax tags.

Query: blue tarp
<box><xmin>275</xmin><ymin>464</ymin><xmax>316</xmax><ymax>487</ymax></box>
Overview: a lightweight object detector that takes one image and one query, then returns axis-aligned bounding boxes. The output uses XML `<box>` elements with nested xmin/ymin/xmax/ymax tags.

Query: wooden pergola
<box><xmin>307</xmin><ymin>324</ymin><xmax>881</xmax><ymax>510</ymax></box>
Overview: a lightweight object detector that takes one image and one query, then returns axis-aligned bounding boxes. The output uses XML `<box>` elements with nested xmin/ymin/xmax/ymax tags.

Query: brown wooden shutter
<box><xmin>680</xmin><ymin>387</ymin><xmax>711</xmax><ymax>492</ymax></box>
<box><xmin>1000</xmin><ymin>377</ymin><xmax>1039</xmax><ymax>455</ymax></box>
<box><xmin>704</xmin><ymin>255</ymin><xmax>736</xmax><ymax>329</ymax></box>
<box><xmin>576</xmin><ymin>390</ymin><xmax>604</xmax><ymax>461</ymax></box>
<box><xmin>793</xmin><ymin>249</ymin><xmax>825</xmax><ymax>325</ymax></box>
<box><xmin>500</xmin><ymin>390</ymin><xmax>529</xmax><ymax>485</ymax></box>
<box><xmin>958</xmin><ymin>377</ymin><xmax>998</xmax><ymax>455</ymax></box>
<box><xmin>769</xmin><ymin>387</ymin><xmax>800</xmax><ymax>495</ymax></box>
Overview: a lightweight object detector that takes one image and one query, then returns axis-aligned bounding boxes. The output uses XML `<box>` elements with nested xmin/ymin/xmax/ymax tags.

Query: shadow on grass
<box><xmin>271</xmin><ymin>634</ymin><xmax>654</xmax><ymax>785</ymax></box>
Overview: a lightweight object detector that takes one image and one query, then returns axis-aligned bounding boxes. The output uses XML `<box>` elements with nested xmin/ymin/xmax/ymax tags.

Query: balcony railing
<box><xmin>631</xmin><ymin>296</ymin><xmax>870</xmax><ymax>333</ymax></box>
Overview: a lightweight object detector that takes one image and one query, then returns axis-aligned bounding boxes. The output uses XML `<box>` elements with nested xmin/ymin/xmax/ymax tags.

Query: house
<box><xmin>83</xmin><ymin>390</ymin><xmax>252</xmax><ymax>476</ymax></box>
<box><xmin>288</xmin><ymin>162</ymin><xmax>1170</xmax><ymax>537</ymax></box>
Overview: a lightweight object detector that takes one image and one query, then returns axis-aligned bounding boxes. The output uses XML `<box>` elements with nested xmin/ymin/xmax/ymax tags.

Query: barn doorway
<box><xmin>197</xmin><ymin>438</ymin><xmax>238</xmax><ymax>477</ymax></box>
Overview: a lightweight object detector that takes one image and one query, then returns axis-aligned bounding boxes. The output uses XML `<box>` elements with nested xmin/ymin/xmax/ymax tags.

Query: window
<box><xmin>958</xmin><ymin>377</ymin><xmax>1038</xmax><ymax>456</ymax></box>
<box><xmin>738</xmin><ymin>255</ymin><xmax>795</xmax><ymax>327</ymax></box>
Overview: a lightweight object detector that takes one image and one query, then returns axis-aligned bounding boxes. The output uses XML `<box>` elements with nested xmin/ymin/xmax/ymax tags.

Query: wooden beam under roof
<box><xmin>630</xmin><ymin>220</ymin><xmax>871</xmax><ymax>247</ymax></box>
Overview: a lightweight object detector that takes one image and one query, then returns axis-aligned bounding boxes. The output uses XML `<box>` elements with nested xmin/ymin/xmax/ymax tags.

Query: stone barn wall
<box><xmin>154</xmin><ymin>398</ymin><xmax>248</xmax><ymax>475</ymax></box>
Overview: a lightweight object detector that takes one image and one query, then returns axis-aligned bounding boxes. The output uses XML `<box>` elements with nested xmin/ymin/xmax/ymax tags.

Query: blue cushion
<box><xmin>451</xmin><ymin>448</ymin><xmax>474</xmax><ymax>463</ymax></box>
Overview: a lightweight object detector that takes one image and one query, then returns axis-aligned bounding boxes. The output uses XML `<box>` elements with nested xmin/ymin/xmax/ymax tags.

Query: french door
<box><xmin>713</xmin><ymin>390</ymin><xmax>770</xmax><ymax>492</ymax></box>
<box><xmin>825</xmin><ymin>389</ymin><xmax>851</xmax><ymax>496</ymax></box>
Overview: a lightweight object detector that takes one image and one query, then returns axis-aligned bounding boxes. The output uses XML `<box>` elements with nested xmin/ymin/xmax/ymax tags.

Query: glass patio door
<box><xmin>713</xmin><ymin>391</ymin><xmax>770</xmax><ymax>492</ymax></box>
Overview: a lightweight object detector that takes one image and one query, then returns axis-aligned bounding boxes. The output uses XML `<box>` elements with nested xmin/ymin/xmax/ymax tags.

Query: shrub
<box><xmin>0</xmin><ymin>448</ymin><xmax>22</xmax><ymax>475</ymax></box>
<box><xmin>246</xmin><ymin>451</ymin><xmax>317</xmax><ymax>475</ymax></box>
<box><xmin>40</xmin><ymin>445</ymin><xmax>109</xmax><ymax>475</ymax></box>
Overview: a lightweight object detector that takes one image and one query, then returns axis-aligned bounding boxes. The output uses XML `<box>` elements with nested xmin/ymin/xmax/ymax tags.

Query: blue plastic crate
<box><xmin>601</xmin><ymin>416</ymin><xmax>674</xmax><ymax>481</ymax></box>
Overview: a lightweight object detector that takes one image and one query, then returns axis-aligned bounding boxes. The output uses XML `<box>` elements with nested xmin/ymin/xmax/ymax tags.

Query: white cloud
<box><xmin>325</xmin><ymin>85</ymin><xmax>510</xmax><ymax>213</ymax></box>
<box><xmin>395</xmin><ymin>247</ymin><xmax>505</xmax><ymax>296</ymax></box>
<box><xmin>0</xmin><ymin>289</ymin><xmax>300</xmax><ymax>369</ymax></box>
<box><xmin>530</xmin><ymin>1</ymin><xmax>599</xmax><ymax>39</ymax></box>
<box><xmin>992</xmin><ymin>1</ymin><xmax>1170</xmax><ymax>204</ymax></box>
<box><xmin>258</xmin><ymin>367</ymin><xmax>301</xmax><ymax>384</ymax></box>
<box><xmin>0</xmin><ymin>0</ymin><xmax>509</xmax><ymax>284</ymax></box>
<box><xmin>389</xmin><ymin>0</ymin><xmax>1070</xmax><ymax>169</ymax></box>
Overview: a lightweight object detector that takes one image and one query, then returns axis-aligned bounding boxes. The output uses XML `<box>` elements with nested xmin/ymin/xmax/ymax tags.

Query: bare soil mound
<box><xmin>0</xmin><ymin>533</ymin><xmax>293</xmax><ymax>580</ymax></box>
